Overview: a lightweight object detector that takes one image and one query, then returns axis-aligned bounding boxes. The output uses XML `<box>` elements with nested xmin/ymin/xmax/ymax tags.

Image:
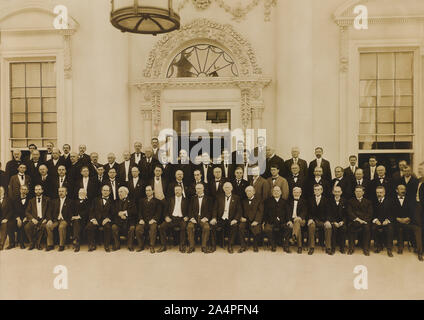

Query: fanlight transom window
<box><xmin>167</xmin><ymin>44</ymin><xmax>238</xmax><ymax>78</ymax></box>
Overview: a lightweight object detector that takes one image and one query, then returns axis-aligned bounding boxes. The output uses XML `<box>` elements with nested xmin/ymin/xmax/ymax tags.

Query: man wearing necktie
<box><xmin>239</xmin><ymin>186</ymin><xmax>263</xmax><ymax>253</ymax></box>
<box><xmin>187</xmin><ymin>184</ymin><xmax>212</xmax><ymax>254</ymax></box>
<box><xmin>371</xmin><ymin>186</ymin><xmax>394</xmax><ymax>257</ymax></box>
<box><xmin>46</xmin><ymin>187</ymin><xmax>73</xmax><ymax>251</ymax></box>
<box><xmin>24</xmin><ymin>185</ymin><xmax>50</xmax><ymax>250</ymax></box>
<box><xmin>393</xmin><ymin>184</ymin><xmax>423</xmax><ymax>261</ymax></box>
<box><xmin>329</xmin><ymin>185</ymin><xmax>347</xmax><ymax>254</ymax></box>
<box><xmin>231</xmin><ymin>167</ymin><xmax>249</xmax><ymax>201</ymax></box>
<box><xmin>8</xmin><ymin>164</ymin><xmax>31</xmax><ymax>201</ymax></box>
<box><xmin>71</xmin><ymin>189</ymin><xmax>89</xmax><ymax>252</ymax></box>
<box><xmin>0</xmin><ymin>186</ymin><xmax>12</xmax><ymax>250</ymax></box>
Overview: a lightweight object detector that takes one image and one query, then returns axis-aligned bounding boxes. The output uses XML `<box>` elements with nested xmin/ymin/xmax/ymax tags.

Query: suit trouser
<box><xmin>308</xmin><ymin>220</ymin><xmax>332</xmax><ymax>249</ymax></box>
<box><xmin>396</xmin><ymin>222</ymin><xmax>422</xmax><ymax>254</ymax></box>
<box><xmin>159</xmin><ymin>218</ymin><xmax>187</xmax><ymax>247</ymax></box>
<box><xmin>331</xmin><ymin>224</ymin><xmax>347</xmax><ymax>250</ymax></box>
<box><xmin>187</xmin><ymin>221</ymin><xmax>210</xmax><ymax>249</ymax></box>
<box><xmin>210</xmin><ymin>220</ymin><xmax>238</xmax><ymax>247</ymax></box>
<box><xmin>287</xmin><ymin>219</ymin><xmax>305</xmax><ymax>248</ymax></box>
<box><xmin>0</xmin><ymin>219</ymin><xmax>25</xmax><ymax>247</ymax></box>
<box><xmin>135</xmin><ymin>222</ymin><xmax>157</xmax><ymax>248</ymax></box>
<box><xmin>71</xmin><ymin>219</ymin><xmax>83</xmax><ymax>243</ymax></box>
<box><xmin>46</xmin><ymin>220</ymin><xmax>68</xmax><ymax>247</ymax></box>
<box><xmin>348</xmin><ymin>221</ymin><xmax>370</xmax><ymax>251</ymax></box>
<box><xmin>263</xmin><ymin>223</ymin><xmax>282</xmax><ymax>248</ymax></box>
<box><xmin>24</xmin><ymin>221</ymin><xmax>47</xmax><ymax>246</ymax></box>
<box><xmin>112</xmin><ymin>221</ymin><xmax>135</xmax><ymax>249</ymax></box>
<box><xmin>372</xmin><ymin>223</ymin><xmax>393</xmax><ymax>249</ymax></box>
<box><xmin>239</xmin><ymin>221</ymin><xmax>262</xmax><ymax>248</ymax></box>
<box><xmin>0</xmin><ymin>222</ymin><xmax>8</xmax><ymax>247</ymax></box>
<box><xmin>86</xmin><ymin>221</ymin><xmax>112</xmax><ymax>248</ymax></box>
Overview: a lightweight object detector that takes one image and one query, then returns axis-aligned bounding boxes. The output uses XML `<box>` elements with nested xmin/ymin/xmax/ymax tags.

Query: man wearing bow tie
<box><xmin>372</xmin><ymin>186</ymin><xmax>394</xmax><ymax>257</ymax></box>
<box><xmin>128</xmin><ymin>166</ymin><xmax>144</xmax><ymax>201</ymax></box>
<box><xmin>0</xmin><ymin>186</ymin><xmax>12</xmax><ymax>250</ymax></box>
<box><xmin>24</xmin><ymin>185</ymin><xmax>50</xmax><ymax>250</ymax></box>
<box><xmin>45</xmin><ymin>148</ymin><xmax>64</xmax><ymax>180</ymax></box>
<box><xmin>287</xmin><ymin>163</ymin><xmax>306</xmax><ymax>196</ymax></box>
<box><xmin>189</xmin><ymin>169</ymin><xmax>209</xmax><ymax>198</ymax></box>
<box><xmin>10</xmin><ymin>185</ymin><xmax>30</xmax><ymax>249</ymax></box>
<box><xmin>167</xmin><ymin>170</ymin><xmax>188</xmax><ymax>198</ymax></box>
<box><xmin>208</xmin><ymin>167</ymin><xmax>228</xmax><ymax>200</ymax></box>
<box><xmin>71</xmin><ymin>189</ymin><xmax>89</xmax><ymax>252</ymax></box>
<box><xmin>352</xmin><ymin>168</ymin><xmax>371</xmax><ymax>199</ymax></box>
<box><xmin>187</xmin><ymin>184</ymin><xmax>213</xmax><ymax>254</ymax></box>
<box><xmin>329</xmin><ymin>185</ymin><xmax>347</xmax><ymax>254</ymax></box>
<box><xmin>239</xmin><ymin>186</ymin><xmax>264</xmax><ymax>253</ymax></box>
<box><xmin>332</xmin><ymin>167</ymin><xmax>352</xmax><ymax>199</ymax></box>
<box><xmin>266</xmin><ymin>164</ymin><xmax>289</xmax><ymax>200</ymax></box>
<box><xmin>111</xmin><ymin>187</ymin><xmax>137</xmax><ymax>251</ymax></box>
<box><xmin>231</xmin><ymin>167</ymin><xmax>249</xmax><ymax>201</ymax></box>
<box><xmin>43</xmin><ymin>141</ymin><xmax>54</xmax><ymax>162</ymax></box>
<box><xmin>76</xmin><ymin>166</ymin><xmax>98</xmax><ymax>201</ymax></box>
<box><xmin>370</xmin><ymin>165</ymin><xmax>393</xmax><ymax>202</ymax></box>
<box><xmin>305</xmin><ymin>166</ymin><xmax>331</xmax><ymax>198</ymax></box>
<box><xmin>77</xmin><ymin>144</ymin><xmax>91</xmax><ymax>166</ymax></box>
<box><xmin>130</xmin><ymin>141</ymin><xmax>145</xmax><ymax>165</ymax></box>
<box><xmin>211</xmin><ymin>182</ymin><xmax>241</xmax><ymax>253</ymax></box>
<box><xmin>86</xmin><ymin>185</ymin><xmax>114</xmax><ymax>252</ymax></box>
<box><xmin>393</xmin><ymin>184</ymin><xmax>423</xmax><ymax>261</ymax></box>
<box><xmin>219</xmin><ymin>149</ymin><xmax>235</xmax><ymax>180</ymax></box>
<box><xmin>25</xmin><ymin>150</ymin><xmax>43</xmax><ymax>183</ymax></box>
<box><xmin>8</xmin><ymin>164</ymin><xmax>31</xmax><ymax>201</ymax></box>
<box><xmin>118</xmin><ymin>151</ymin><xmax>136</xmax><ymax>184</ymax></box>
<box><xmin>104</xmin><ymin>153</ymin><xmax>119</xmax><ymax>178</ymax></box>
<box><xmin>347</xmin><ymin>186</ymin><xmax>373</xmax><ymax>256</ymax></box>
<box><xmin>264</xmin><ymin>186</ymin><xmax>289</xmax><ymax>252</ymax></box>
<box><xmin>45</xmin><ymin>187</ymin><xmax>73</xmax><ymax>251</ymax></box>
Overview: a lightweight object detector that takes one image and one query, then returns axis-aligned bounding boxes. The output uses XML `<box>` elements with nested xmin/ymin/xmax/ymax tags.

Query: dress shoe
<box><xmin>387</xmin><ymin>249</ymin><xmax>393</xmax><ymax>257</ymax></box>
<box><xmin>37</xmin><ymin>244</ymin><xmax>43</xmax><ymax>250</ymax></box>
<box><xmin>374</xmin><ymin>247</ymin><xmax>381</xmax><ymax>254</ymax></box>
<box><xmin>58</xmin><ymin>246</ymin><xmax>64</xmax><ymax>252</ymax></box>
<box><xmin>201</xmin><ymin>247</ymin><xmax>209</xmax><ymax>254</ymax></box>
<box><xmin>347</xmin><ymin>248</ymin><xmax>354</xmax><ymax>255</ymax></box>
<box><xmin>339</xmin><ymin>248</ymin><xmax>345</xmax><ymax>254</ymax></box>
<box><xmin>0</xmin><ymin>246</ymin><xmax>3</xmax><ymax>251</ymax></box>
<box><xmin>46</xmin><ymin>246</ymin><xmax>53</xmax><ymax>252</ymax></box>
<box><xmin>128</xmin><ymin>247</ymin><xmax>134</xmax><ymax>252</ymax></box>
<box><xmin>210</xmin><ymin>246</ymin><xmax>216</xmax><ymax>253</ymax></box>
<box><xmin>308</xmin><ymin>248</ymin><xmax>314</xmax><ymax>255</ymax></box>
<box><xmin>88</xmin><ymin>246</ymin><xmax>95</xmax><ymax>252</ymax></box>
<box><xmin>238</xmin><ymin>247</ymin><xmax>246</xmax><ymax>253</ymax></box>
<box><xmin>20</xmin><ymin>243</ymin><xmax>26</xmax><ymax>249</ymax></box>
<box><xmin>150</xmin><ymin>247</ymin><xmax>155</xmax><ymax>254</ymax></box>
<box><xmin>187</xmin><ymin>247</ymin><xmax>195</xmax><ymax>254</ymax></box>
<box><xmin>363</xmin><ymin>249</ymin><xmax>370</xmax><ymax>256</ymax></box>
<box><xmin>74</xmin><ymin>245</ymin><xmax>80</xmax><ymax>253</ymax></box>
<box><xmin>105</xmin><ymin>247</ymin><xmax>111</xmax><ymax>253</ymax></box>
<box><xmin>157</xmin><ymin>246</ymin><xmax>166</xmax><ymax>253</ymax></box>
<box><xmin>419</xmin><ymin>254</ymin><xmax>424</xmax><ymax>262</ymax></box>
<box><xmin>325</xmin><ymin>248</ymin><xmax>332</xmax><ymax>255</ymax></box>
<box><xmin>331</xmin><ymin>248</ymin><xmax>336</xmax><ymax>255</ymax></box>
<box><xmin>28</xmin><ymin>244</ymin><xmax>35</xmax><ymax>250</ymax></box>
<box><xmin>271</xmin><ymin>246</ymin><xmax>276</xmax><ymax>252</ymax></box>
<box><xmin>6</xmin><ymin>244</ymin><xmax>15</xmax><ymax>250</ymax></box>
<box><xmin>253</xmin><ymin>246</ymin><xmax>259</xmax><ymax>253</ymax></box>
<box><xmin>179</xmin><ymin>245</ymin><xmax>186</xmax><ymax>253</ymax></box>
<box><xmin>297</xmin><ymin>247</ymin><xmax>302</xmax><ymax>254</ymax></box>
<box><xmin>397</xmin><ymin>248</ymin><xmax>403</xmax><ymax>255</ymax></box>
<box><xmin>228</xmin><ymin>246</ymin><xmax>234</xmax><ymax>254</ymax></box>
<box><xmin>136</xmin><ymin>247</ymin><xmax>144</xmax><ymax>252</ymax></box>
<box><xmin>283</xmin><ymin>247</ymin><xmax>291</xmax><ymax>254</ymax></box>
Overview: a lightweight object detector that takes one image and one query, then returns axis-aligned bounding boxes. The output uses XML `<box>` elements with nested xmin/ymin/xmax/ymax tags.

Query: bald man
<box><xmin>130</xmin><ymin>142</ymin><xmax>145</xmax><ymax>165</ymax></box>
<box><xmin>5</xmin><ymin>150</ymin><xmax>23</xmax><ymax>185</ymax></box>
<box><xmin>285</xmin><ymin>147</ymin><xmax>308</xmax><ymax>179</ymax></box>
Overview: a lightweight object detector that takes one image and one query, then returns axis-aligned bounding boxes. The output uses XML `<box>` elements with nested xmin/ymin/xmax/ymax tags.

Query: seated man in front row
<box><xmin>239</xmin><ymin>186</ymin><xmax>263</xmax><ymax>253</ymax></box>
<box><xmin>285</xmin><ymin>187</ymin><xmax>307</xmax><ymax>254</ymax></box>
<box><xmin>264</xmin><ymin>185</ymin><xmax>289</xmax><ymax>252</ymax></box>
<box><xmin>347</xmin><ymin>186</ymin><xmax>373</xmax><ymax>256</ymax></box>
<box><xmin>187</xmin><ymin>183</ymin><xmax>213</xmax><ymax>254</ymax></box>
<box><xmin>372</xmin><ymin>186</ymin><xmax>394</xmax><ymax>257</ymax></box>
<box><xmin>86</xmin><ymin>185</ymin><xmax>114</xmax><ymax>252</ymax></box>
<box><xmin>210</xmin><ymin>182</ymin><xmax>241</xmax><ymax>254</ymax></box>
<box><xmin>158</xmin><ymin>185</ymin><xmax>189</xmax><ymax>253</ymax></box>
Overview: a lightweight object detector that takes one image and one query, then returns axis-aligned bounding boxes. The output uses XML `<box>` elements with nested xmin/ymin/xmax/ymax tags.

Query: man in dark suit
<box><xmin>175</xmin><ymin>149</ymin><xmax>193</xmax><ymax>185</ymax></box>
<box><xmin>104</xmin><ymin>168</ymin><xmax>121</xmax><ymax>202</ymax></box>
<box><xmin>95</xmin><ymin>166</ymin><xmax>107</xmax><ymax>195</ymax></box>
<box><xmin>263</xmin><ymin>147</ymin><xmax>286</xmax><ymax>179</ymax></box>
<box><xmin>372</xmin><ymin>186</ymin><xmax>394</xmax><ymax>257</ymax></box>
<box><xmin>86</xmin><ymin>185</ymin><xmax>114</xmax><ymax>252</ymax></box>
<box><xmin>118</xmin><ymin>151</ymin><xmax>136</xmax><ymax>185</ymax></box>
<box><xmin>189</xmin><ymin>169</ymin><xmax>209</xmax><ymax>198</ymax></box>
<box><xmin>127</xmin><ymin>166</ymin><xmax>144</xmax><ymax>202</ymax></box>
<box><xmin>352</xmin><ymin>168</ymin><xmax>371</xmax><ymax>200</ymax></box>
<box><xmin>397</xmin><ymin>165</ymin><xmax>419</xmax><ymax>202</ymax></box>
<box><xmin>187</xmin><ymin>183</ymin><xmax>213</xmax><ymax>253</ymax></box>
<box><xmin>332</xmin><ymin>166</ymin><xmax>352</xmax><ymax>199</ymax></box>
<box><xmin>249</xmin><ymin>165</ymin><xmax>270</xmax><ymax>202</ymax></box>
<box><xmin>104</xmin><ymin>153</ymin><xmax>119</xmax><ymax>177</ymax></box>
<box><xmin>287</xmin><ymin>163</ymin><xmax>306</xmax><ymax>197</ymax></box>
<box><xmin>391</xmin><ymin>159</ymin><xmax>408</xmax><ymax>182</ymax></box>
<box><xmin>307</xmin><ymin>184</ymin><xmax>332</xmax><ymax>255</ymax></box>
<box><xmin>77</xmin><ymin>144</ymin><xmax>91</xmax><ymax>166</ymax></box>
<box><xmin>167</xmin><ymin>170</ymin><xmax>188</xmax><ymax>198</ymax></box>
<box><xmin>219</xmin><ymin>149</ymin><xmax>235</xmax><ymax>180</ymax></box>
<box><xmin>130</xmin><ymin>141</ymin><xmax>145</xmax><ymax>166</ymax></box>
<box><xmin>45</xmin><ymin>186</ymin><xmax>73</xmax><ymax>251</ymax></box>
<box><xmin>5</xmin><ymin>150</ymin><xmax>23</xmax><ymax>186</ymax></box>
<box><xmin>71</xmin><ymin>188</ymin><xmax>90</xmax><ymax>252</ymax></box>
<box><xmin>363</xmin><ymin>156</ymin><xmax>378</xmax><ymax>182</ymax></box>
<box><xmin>329</xmin><ymin>185</ymin><xmax>347</xmax><ymax>254</ymax></box>
<box><xmin>370</xmin><ymin>165</ymin><xmax>393</xmax><ymax>203</ymax></box>
<box><xmin>251</xmin><ymin>136</ymin><xmax>267</xmax><ymax>166</ymax></box>
<box><xmin>158</xmin><ymin>153</ymin><xmax>174</xmax><ymax>182</ymax></box>
<box><xmin>0</xmin><ymin>162</ymin><xmax>6</xmax><ymax>191</ymax></box>
<box><xmin>267</xmin><ymin>164</ymin><xmax>289</xmax><ymax>200</ymax></box>
<box><xmin>344</xmin><ymin>155</ymin><xmax>359</xmax><ymax>185</ymax></box>
<box><xmin>151</xmin><ymin>138</ymin><xmax>160</xmax><ymax>160</ymax></box>
<box><xmin>8</xmin><ymin>164</ymin><xmax>31</xmax><ymax>201</ymax></box>
<box><xmin>305</xmin><ymin>166</ymin><xmax>331</xmax><ymax>198</ymax></box>
<box><xmin>195</xmin><ymin>152</ymin><xmax>214</xmax><ymax>184</ymax></box>
<box><xmin>45</xmin><ymin>148</ymin><xmax>64</xmax><ymax>180</ymax></box>
<box><xmin>25</xmin><ymin>150</ymin><xmax>43</xmax><ymax>183</ymax></box>
<box><xmin>43</xmin><ymin>142</ymin><xmax>54</xmax><ymax>162</ymax></box>
<box><xmin>0</xmin><ymin>187</ymin><xmax>13</xmax><ymax>250</ymax></box>
<box><xmin>9</xmin><ymin>185</ymin><xmax>30</xmax><ymax>249</ymax></box>
<box><xmin>231</xmin><ymin>167</ymin><xmax>249</xmax><ymax>201</ymax></box>
<box><xmin>347</xmin><ymin>186</ymin><xmax>373</xmax><ymax>256</ymax></box>
<box><xmin>285</xmin><ymin>187</ymin><xmax>308</xmax><ymax>253</ymax></box>
<box><xmin>208</xmin><ymin>167</ymin><xmax>228</xmax><ymax>200</ymax></box>
<box><xmin>139</xmin><ymin>147</ymin><xmax>159</xmax><ymax>184</ymax></box>
<box><xmin>68</xmin><ymin>152</ymin><xmax>83</xmax><ymax>185</ymax></box>
<box><xmin>75</xmin><ymin>166</ymin><xmax>98</xmax><ymax>201</ymax></box>
<box><xmin>88</xmin><ymin>152</ymin><xmax>102</xmax><ymax>177</ymax></box>
<box><xmin>285</xmin><ymin>147</ymin><xmax>308</xmax><ymax>179</ymax></box>
<box><xmin>51</xmin><ymin>165</ymin><xmax>72</xmax><ymax>199</ymax></box>
<box><xmin>239</xmin><ymin>186</ymin><xmax>263</xmax><ymax>253</ymax></box>
<box><xmin>60</xmin><ymin>144</ymin><xmax>72</xmax><ymax>171</ymax></box>
<box><xmin>308</xmin><ymin>147</ymin><xmax>331</xmax><ymax>182</ymax></box>
<box><xmin>158</xmin><ymin>185</ymin><xmax>189</xmax><ymax>253</ymax></box>
<box><xmin>211</xmin><ymin>182</ymin><xmax>241</xmax><ymax>253</ymax></box>
<box><xmin>111</xmin><ymin>186</ymin><xmax>137</xmax><ymax>251</ymax></box>
<box><xmin>136</xmin><ymin>185</ymin><xmax>162</xmax><ymax>253</ymax></box>
<box><xmin>24</xmin><ymin>184</ymin><xmax>50</xmax><ymax>250</ymax></box>
<box><xmin>34</xmin><ymin>165</ymin><xmax>53</xmax><ymax>198</ymax></box>
<box><xmin>232</xmin><ymin>141</ymin><xmax>245</xmax><ymax>166</ymax></box>
<box><xmin>393</xmin><ymin>184</ymin><xmax>423</xmax><ymax>261</ymax></box>
<box><xmin>264</xmin><ymin>185</ymin><xmax>288</xmax><ymax>252</ymax></box>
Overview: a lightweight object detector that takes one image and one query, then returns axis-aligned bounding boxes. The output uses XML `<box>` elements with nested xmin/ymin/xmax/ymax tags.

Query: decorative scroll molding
<box><xmin>143</xmin><ymin>19</ymin><xmax>262</xmax><ymax>79</ymax></box>
<box><xmin>178</xmin><ymin>0</ymin><xmax>276</xmax><ymax>22</ymax></box>
<box><xmin>60</xmin><ymin>29</ymin><xmax>75</xmax><ymax>79</ymax></box>
<box><xmin>339</xmin><ymin>26</ymin><xmax>349</xmax><ymax>73</ymax></box>
<box><xmin>240</xmin><ymin>88</ymin><xmax>252</xmax><ymax>129</ymax></box>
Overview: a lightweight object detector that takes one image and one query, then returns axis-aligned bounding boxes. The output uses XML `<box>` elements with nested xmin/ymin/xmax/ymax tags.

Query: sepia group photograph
<box><xmin>0</xmin><ymin>0</ymin><xmax>424</xmax><ymax>306</ymax></box>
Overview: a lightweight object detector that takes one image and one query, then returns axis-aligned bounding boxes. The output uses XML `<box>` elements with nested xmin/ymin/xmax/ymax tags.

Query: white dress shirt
<box><xmin>292</xmin><ymin>199</ymin><xmax>299</xmax><ymax>219</ymax></box>
<box><xmin>223</xmin><ymin>195</ymin><xmax>231</xmax><ymax>220</ymax></box>
<box><xmin>124</xmin><ymin>161</ymin><xmax>130</xmax><ymax>182</ymax></box>
<box><xmin>36</xmin><ymin>196</ymin><xmax>43</xmax><ymax>218</ymax></box>
<box><xmin>58</xmin><ymin>197</ymin><xmax>65</xmax><ymax>220</ymax></box>
<box><xmin>197</xmin><ymin>196</ymin><xmax>204</xmax><ymax>216</ymax></box>
<box><xmin>172</xmin><ymin>196</ymin><xmax>183</xmax><ymax>218</ymax></box>
<box><xmin>18</xmin><ymin>174</ymin><xmax>25</xmax><ymax>186</ymax></box>
<box><xmin>82</xmin><ymin>176</ymin><xmax>89</xmax><ymax>192</ymax></box>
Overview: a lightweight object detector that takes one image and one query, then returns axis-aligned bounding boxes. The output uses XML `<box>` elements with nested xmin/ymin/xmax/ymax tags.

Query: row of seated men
<box><xmin>0</xmin><ymin>166</ymin><xmax>423</xmax><ymax>261</ymax></box>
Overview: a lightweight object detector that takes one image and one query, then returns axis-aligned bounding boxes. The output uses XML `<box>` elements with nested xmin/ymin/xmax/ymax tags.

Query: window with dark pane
<box><xmin>10</xmin><ymin>61</ymin><xmax>57</xmax><ymax>148</ymax></box>
<box><xmin>359</xmin><ymin>52</ymin><xmax>414</xmax><ymax>150</ymax></box>
<box><xmin>167</xmin><ymin>44</ymin><xmax>238</xmax><ymax>78</ymax></box>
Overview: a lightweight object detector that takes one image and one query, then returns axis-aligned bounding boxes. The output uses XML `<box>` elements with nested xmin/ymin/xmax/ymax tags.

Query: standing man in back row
<box><xmin>308</xmin><ymin>147</ymin><xmax>332</xmax><ymax>182</ymax></box>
